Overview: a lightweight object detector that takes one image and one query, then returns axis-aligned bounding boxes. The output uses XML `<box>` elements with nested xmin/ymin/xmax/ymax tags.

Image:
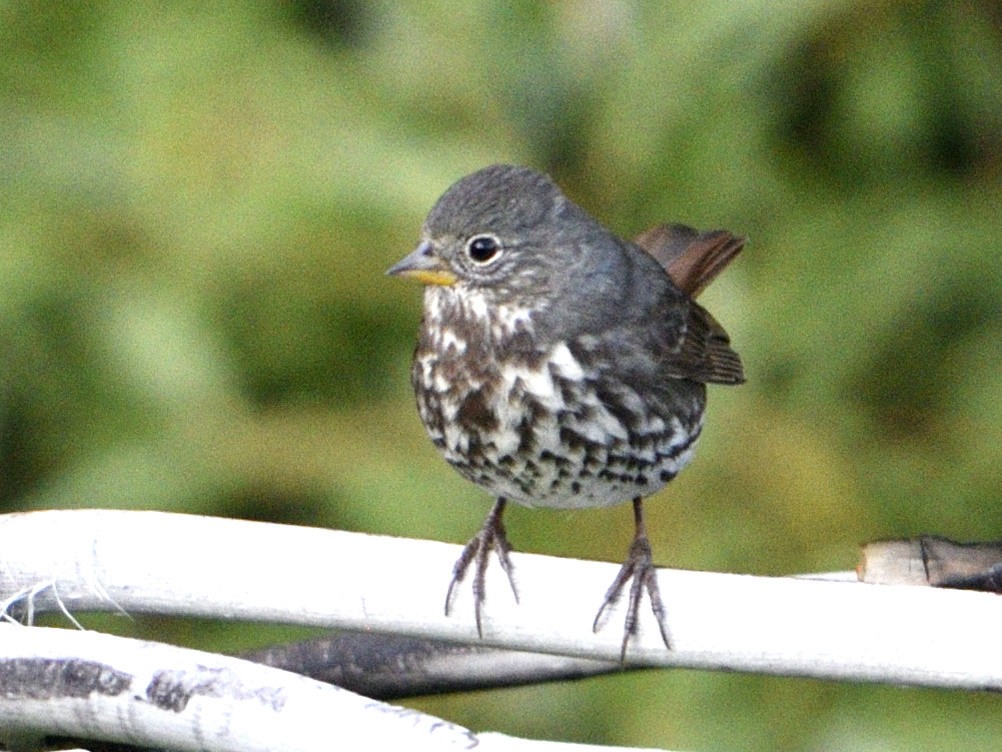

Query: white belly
<box><xmin>416</xmin><ymin>339</ymin><xmax>703</xmax><ymax>510</ymax></box>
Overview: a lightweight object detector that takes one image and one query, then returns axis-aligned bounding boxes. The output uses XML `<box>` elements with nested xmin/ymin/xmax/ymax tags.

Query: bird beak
<box><xmin>386</xmin><ymin>240</ymin><xmax>458</xmax><ymax>286</ymax></box>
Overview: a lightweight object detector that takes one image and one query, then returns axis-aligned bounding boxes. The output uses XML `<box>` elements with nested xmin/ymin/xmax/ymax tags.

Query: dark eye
<box><xmin>466</xmin><ymin>234</ymin><xmax>501</xmax><ymax>265</ymax></box>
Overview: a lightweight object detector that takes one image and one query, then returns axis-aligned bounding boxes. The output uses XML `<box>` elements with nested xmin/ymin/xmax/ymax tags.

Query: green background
<box><xmin>2</xmin><ymin>1</ymin><xmax>1000</xmax><ymax>749</ymax></box>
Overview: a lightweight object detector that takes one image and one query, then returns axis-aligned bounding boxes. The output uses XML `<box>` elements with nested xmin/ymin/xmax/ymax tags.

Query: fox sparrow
<box><xmin>388</xmin><ymin>164</ymin><xmax>744</xmax><ymax>657</ymax></box>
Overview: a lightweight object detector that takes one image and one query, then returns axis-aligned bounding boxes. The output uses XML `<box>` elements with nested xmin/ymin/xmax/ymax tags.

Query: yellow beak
<box><xmin>386</xmin><ymin>240</ymin><xmax>458</xmax><ymax>286</ymax></box>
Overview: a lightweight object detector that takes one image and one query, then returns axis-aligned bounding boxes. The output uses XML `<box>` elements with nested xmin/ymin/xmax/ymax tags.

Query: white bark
<box><xmin>0</xmin><ymin>626</ymin><xmax>668</xmax><ymax>751</ymax></box>
<box><xmin>0</xmin><ymin>509</ymin><xmax>999</xmax><ymax>751</ymax></box>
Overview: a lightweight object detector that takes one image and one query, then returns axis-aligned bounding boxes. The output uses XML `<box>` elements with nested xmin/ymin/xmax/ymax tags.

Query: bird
<box><xmin>387</xmin><ymin>164</ymin><xmax>744</xmax><ymax>658</ymax></box>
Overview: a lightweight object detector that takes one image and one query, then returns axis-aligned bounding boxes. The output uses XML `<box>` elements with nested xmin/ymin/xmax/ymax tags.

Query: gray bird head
<box><xmin>387</xmin><ymin>164</ymin><xmax>622</xmax><ymax>307</ymax></box>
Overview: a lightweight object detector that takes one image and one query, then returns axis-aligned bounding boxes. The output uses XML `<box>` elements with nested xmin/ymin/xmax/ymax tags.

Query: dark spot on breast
<box><xmin>559</xmin><ymin>427</ymin><xmax>591</xmax><ymax>452</ymax></box>
<box><xmin>456</xmin><ymin>389</ymin><xmax>498</xmax><ymax>432</ymax></box>
<box><xmin>665</xmin><ymin>430</ymin><xmax>698</xmax><ymax>460</ymax></box>
<box><xmin>555</xmin><ymin>375</ymin><xmax>581</xmax><ymax>405</ymax></box>
<box><xmin>496</xmin><ymin>330</ymin><xmax>540</xmax><ymax>363</ymax></box>
<box><xmin>516</xmin><ymin>416</ymin><xmax>536</xmax><ymax>453</ymax></box>
<box><xmin>540</xmin><ymin>449</ymin><xmax>572</xmax><ymax>468</ymax></box>
<box><xmin>594</xmin><ymin>384</ymin><xmax>644</xmax><ymax>430</ymax></box>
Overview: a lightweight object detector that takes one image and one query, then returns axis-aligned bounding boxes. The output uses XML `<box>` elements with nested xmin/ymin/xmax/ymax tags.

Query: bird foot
<box><xmin>593</xmin><ymin>533</ymin><xmax>671</xmax><ymax>661</ymax></box>
<box><xmin>445</xmin><ymin>499</ymin><xmax>518</xmax><ymax>637</ymax></box>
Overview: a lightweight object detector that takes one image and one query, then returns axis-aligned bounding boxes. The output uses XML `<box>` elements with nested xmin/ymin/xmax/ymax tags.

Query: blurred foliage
<box><xmin>1</xmin><ymin>0</ymin><xmax>1000</xmax><ymax>749</ymax></box>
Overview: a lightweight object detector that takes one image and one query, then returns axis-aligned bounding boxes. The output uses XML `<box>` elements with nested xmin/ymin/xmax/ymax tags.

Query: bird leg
<box><xmin>445</xmin><ymin>497</ymin><xmax>519</xmax><ymax>636</ymax></box>
<box><xmin>593</xmin><ymin>497</ymin><xmax>671</xmax><ymax>660</ymax></box>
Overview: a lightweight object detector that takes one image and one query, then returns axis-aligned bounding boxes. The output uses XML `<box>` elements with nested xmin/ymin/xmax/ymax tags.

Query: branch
<box><xmin>239</xmin><ymin>631</ymin><xmax>623</xmax><ymax>699</ymax></box>
<box><xmin>0</xmin><ymin>625</ymin><xmax>480</xmax><ymax>751</ymax></box>
<box><xmin>1</xmin><ymin>626</ymin><xmax>663</xmax><ymax>751</ymax></box>
<box><xmin>0</xmin><ymin>510</ymin><xmax>1000</xmax><ymax>692</ymax></box>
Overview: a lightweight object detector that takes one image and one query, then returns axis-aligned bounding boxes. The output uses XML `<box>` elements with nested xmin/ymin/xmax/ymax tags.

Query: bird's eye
<box><xmin>465</xmin><ymin>234</ymin><xmax>502</xmax><ymax>265</ymax></box>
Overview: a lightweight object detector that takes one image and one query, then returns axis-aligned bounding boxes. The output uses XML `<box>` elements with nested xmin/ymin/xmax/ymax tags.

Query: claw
<box><xmin>593</xmin><ymin>498</ymin><xmax>671</xmax><ymax>661</ymax></box>
<box><xmin>445</xmin><ymin>498</ymin><xmax>518</xmax><ymax>636</ymax></box>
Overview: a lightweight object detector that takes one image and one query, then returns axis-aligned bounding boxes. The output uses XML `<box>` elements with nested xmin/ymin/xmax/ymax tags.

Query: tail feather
<box><xmin>634</xmin><ymin>223</ymin><xmax>744</xmax><ymax>299</ymax></box>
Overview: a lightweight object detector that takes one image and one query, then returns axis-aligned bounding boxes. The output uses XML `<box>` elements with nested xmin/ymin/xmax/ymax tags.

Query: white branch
<box><xmin>0</xmin><ymin>625</ymin><xmax>475</xmax><ymax>751</ymax></box>
<box><xmin>0</xmin><ymin>626</ymin><xmax>664</xmax><ymax>751</ymax></box>
<box><xmin>0</xmin><ymin>509</ymin><xmax>999</xmax><ymax>693</ymax></box>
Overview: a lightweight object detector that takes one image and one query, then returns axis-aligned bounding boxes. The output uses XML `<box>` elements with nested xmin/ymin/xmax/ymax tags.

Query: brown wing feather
<box><xmin>675</xmin><ymin>303</ymin><xmax>745</xmax><ymax>384</ymax></box>
<box><xmin>634</xmin><ymin>223</ymin><xmax>746</xmax><ymax>385</ymax></box>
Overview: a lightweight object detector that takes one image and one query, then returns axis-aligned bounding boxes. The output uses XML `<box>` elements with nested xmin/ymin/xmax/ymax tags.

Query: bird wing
<box><xmin>631</xmin><ymin>223</ymin><xmax>745</xmax><ymax>385</ymax></box>
<box><xmin>671</xmin><ymin>302</ymin><xmax>745</xmax><ymax>384</ymax></box>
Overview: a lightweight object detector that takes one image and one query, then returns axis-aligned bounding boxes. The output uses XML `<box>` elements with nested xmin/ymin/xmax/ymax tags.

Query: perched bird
<box><xmin>388</xmin><ymin>165</ymin><xmax>744</xmax><ymax>657</ymax></box>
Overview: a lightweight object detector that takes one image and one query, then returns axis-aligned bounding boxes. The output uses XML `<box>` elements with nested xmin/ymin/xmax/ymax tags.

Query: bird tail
<box><xmin>633</xmin><ymin>223</ymin><xmax>744</xmax><ymax>299</ymax></box>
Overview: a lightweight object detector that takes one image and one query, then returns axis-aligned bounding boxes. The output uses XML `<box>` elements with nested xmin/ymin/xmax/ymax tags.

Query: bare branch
<box><xmin>0</xmin><ymin>510</ymin><xmax>999</xmax><ymax>692</ymax></box>
<box><xmin>0</xmin><ymin>625</ymin><xmax>470</xmax><ymax>751</ymax></box>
